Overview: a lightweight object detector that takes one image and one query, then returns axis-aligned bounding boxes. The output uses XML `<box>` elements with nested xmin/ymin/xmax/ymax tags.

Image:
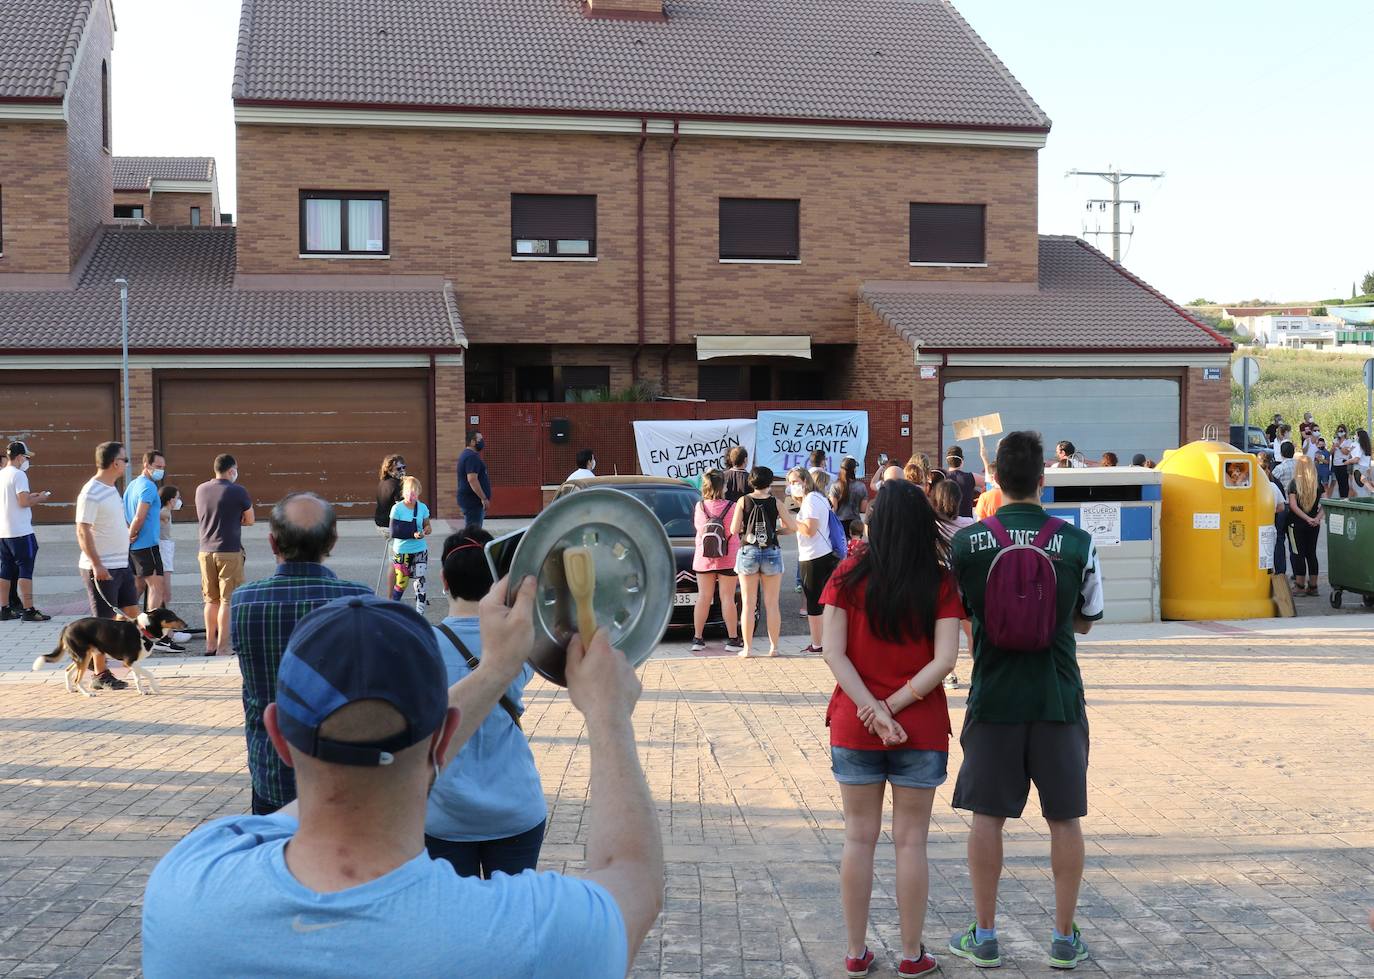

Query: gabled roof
<box><xmin>233</xmin><ymin>0</ymin><xmax>1050</xmax><ymax>130</ymax></box>
<box><xmin>861</xmin><ymin>237</ymin><xmax>1233</xmax><ymax>352</ymax></box>
<box><xmin>0</xmin><ymin>0</ymin><xmax>102</xmax><ymax>102</ymax></box>
<box><xmin>0</xmin><ymin>228</ymin><xmax>466</xmax><ymax>352</ymax></box>
<box><xmin>114</xmin><ymin>156</ymin><xmax>216</xmax><ymax>190</ymax></box>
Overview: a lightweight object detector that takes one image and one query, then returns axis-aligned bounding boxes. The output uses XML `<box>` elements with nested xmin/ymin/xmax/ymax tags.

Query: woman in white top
<box><xmin>788</xmin><ymin>467</ymin><xmax>838</xmax><ymax>655</ymax></box>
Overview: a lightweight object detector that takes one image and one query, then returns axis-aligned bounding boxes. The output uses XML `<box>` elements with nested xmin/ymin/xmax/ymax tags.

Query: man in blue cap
<box><xmin>141</xmin><ymin>585</ymin><xmax>663</xmax><ymax>977</ymax></box>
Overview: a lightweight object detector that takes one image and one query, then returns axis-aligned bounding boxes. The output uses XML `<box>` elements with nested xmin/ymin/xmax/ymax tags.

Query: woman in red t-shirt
<box><xmin>820</xmin><ymin>479</ymin><xmax>961</xmax><ymax>979</ymax></box>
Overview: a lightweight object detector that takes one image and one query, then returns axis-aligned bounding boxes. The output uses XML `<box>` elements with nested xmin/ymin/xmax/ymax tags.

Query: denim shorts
<box><xmin>735</xmin><ymin>544</ymin><xmax>784</xmax><ymax>577</ymax></box>
<box><xmin>831</xmin><ymin>746</ymin><xmax>949</xmax><ymax>789</ymax></box>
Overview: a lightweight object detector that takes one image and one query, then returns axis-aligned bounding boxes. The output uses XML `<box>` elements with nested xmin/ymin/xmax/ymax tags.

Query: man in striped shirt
<box><xmin>230</xmin><ymin>492</ymin><xmax>371</xmax><ymax>814</ymax></box>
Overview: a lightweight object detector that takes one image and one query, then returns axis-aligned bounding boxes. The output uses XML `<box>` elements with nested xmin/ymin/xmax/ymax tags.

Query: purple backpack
<box><xmin>982</xmin><ymin>516</ymin><xmax>1064</xmax><ymax>652</ymax></box>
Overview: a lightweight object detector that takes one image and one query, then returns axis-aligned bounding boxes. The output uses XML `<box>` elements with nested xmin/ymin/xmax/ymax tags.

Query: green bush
<box><xmin>1231</xmin><ymin>348</ymin><xmax>1374</xmax><ymax>431</ymax></box>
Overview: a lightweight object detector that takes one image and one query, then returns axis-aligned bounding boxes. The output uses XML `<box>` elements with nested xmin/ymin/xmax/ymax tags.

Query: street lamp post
<box><xmin>115</xmin><ymin>278</ymin><xmax>130</xmax><ymax>450</ymax></box>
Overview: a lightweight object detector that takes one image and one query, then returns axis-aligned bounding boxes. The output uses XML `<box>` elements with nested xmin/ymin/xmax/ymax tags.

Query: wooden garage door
<box><xmin>1</xmin><ymin>375</ymin><xmax>118</xmax><ymax>525</ymax></box>
<box><xmin>158</xmin><ymin>372</ymin><xmax>430</xmax><ymax>520</ymax></box>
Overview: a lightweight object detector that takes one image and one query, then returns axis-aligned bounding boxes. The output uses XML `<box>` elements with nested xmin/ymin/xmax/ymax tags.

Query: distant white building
<box><xmin>1245</xmin><ymin>315</ymin><xmax>1337</xmax><ymax>348</ymax></box>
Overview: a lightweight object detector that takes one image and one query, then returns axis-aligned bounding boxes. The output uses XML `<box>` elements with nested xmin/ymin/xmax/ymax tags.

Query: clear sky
<box><xmin>110</xmin><ymin>0</ymin><xmax>1373</xmax><ymax>304</ymax></box>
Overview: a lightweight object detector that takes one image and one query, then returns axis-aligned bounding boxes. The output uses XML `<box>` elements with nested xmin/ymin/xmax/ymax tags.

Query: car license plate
<box><xmin>673</xmin><ymin>593</ymin><xmax>698</xmax><ymax>607</ymax></box>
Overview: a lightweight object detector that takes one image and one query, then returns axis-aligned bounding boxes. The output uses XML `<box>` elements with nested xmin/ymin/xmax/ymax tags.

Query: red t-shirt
<box><xmin>821</xmin><ymin>556</ymin><xmax>963</xmax><ymax>752</ymax></box>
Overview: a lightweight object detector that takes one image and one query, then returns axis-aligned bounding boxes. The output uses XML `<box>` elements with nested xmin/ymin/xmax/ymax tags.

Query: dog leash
<box><xmin>88</xmin><ymin>576</ymin><xmax>159</xmax><ymax>642</ymax></box>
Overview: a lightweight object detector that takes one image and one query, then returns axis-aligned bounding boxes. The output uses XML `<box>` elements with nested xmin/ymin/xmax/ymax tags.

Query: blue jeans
<box><xmin>425</xmin><ymin>821</ymin><xmax>545</xmax><ymax>879</ymax></box>
<box><xmin>459</xmin><ymin>502</ymin><xmax>485</xmax><ymax>529</ymax></box>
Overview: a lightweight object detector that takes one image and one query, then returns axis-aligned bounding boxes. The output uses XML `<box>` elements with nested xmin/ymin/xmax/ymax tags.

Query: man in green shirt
<box><xmin>946</xmin><ymin>431</ymin><xmax>1104</xmax><ymax>971</ymax></box>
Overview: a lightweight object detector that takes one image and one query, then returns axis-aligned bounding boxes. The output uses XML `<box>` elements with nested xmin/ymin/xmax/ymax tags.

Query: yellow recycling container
<box><xmin>1157</xmin><ymin>440</ymin><xmax>1274</xmax><ymax>620</ymax></box>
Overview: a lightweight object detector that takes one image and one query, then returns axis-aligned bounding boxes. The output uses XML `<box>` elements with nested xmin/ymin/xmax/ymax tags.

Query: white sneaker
<box><xmin>415</xmin><ymin>600</ymin><xmax>427</xmax><ymax>615</ymax></box>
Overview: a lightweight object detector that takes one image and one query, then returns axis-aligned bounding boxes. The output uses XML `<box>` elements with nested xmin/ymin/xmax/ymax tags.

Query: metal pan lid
<box><xmin>507</xmin><ymin>487</ymin><xmax>673</xmax><ymax>685</ymax></box>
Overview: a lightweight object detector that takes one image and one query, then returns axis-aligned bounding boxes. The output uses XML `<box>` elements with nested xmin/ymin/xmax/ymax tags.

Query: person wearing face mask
<box><xmin>389</xmin><ymin>476</ymin><xmax>433</xmax><ymax>614</ymax></box>
<box><xmin>195</xmin><ymin>453</ymin><xmax>255</xmax><ymax>657</ymax></box>
<box><xmin>456</xmin><ymin>431</ymin><xmax>492</xmax><ymax>528</ymax></box>
<box><xmin>156</xmin><ymin>484</ymin><xmax>191</xmax><ymax>621</ymax></box>
<box><xmin>0</xmin><ymin>440</ymin><xmax>53</xmax><ymax>622</ymax></box>
<box><xmin>567</xmin><ymin>448</ymin><xmax>598</xmax><ymax>482</ymax></box>
<box><xmin>124</xmin><ymin>450</ymin><xmax>177</xmax><ymax>633</ymax></box>
<box><xmin>1330</xmin><ymin>426</ymin><xmax>1352</xmax><ymax>499</ymax></box>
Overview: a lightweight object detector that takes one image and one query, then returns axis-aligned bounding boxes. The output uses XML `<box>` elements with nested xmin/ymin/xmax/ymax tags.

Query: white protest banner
<box><xmin>755</xmin><ymin>410</ymin><xmax>869</xmax><ymax>477</ymax></box>
<box><xmin>632</xmin><ymin>418</ymin><xmax>756</xmax><ymax>485</ymax></box>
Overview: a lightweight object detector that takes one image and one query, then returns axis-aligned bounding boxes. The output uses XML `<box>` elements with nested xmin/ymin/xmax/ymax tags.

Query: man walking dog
<box><xmin>0</xmin><ymin>440</ymin><xmax>52</xmax><ymax>622</ymax></box>
<box><xmin>74</xmin><ymin>442</ymin><xmax>138</xmax><ymax>690</ymax></box>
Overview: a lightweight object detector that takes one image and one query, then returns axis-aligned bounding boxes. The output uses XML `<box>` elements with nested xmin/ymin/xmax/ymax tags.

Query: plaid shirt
<box><xmin>230</xmin><ymin>562</ymin><xmax>372</xmax><ymax>809</ymax></box>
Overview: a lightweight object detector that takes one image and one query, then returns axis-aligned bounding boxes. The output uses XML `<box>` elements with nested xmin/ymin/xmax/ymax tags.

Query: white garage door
<box><xmin>942</xmin><ymin>378</ymin><xmax>1180</xmax><ymax>471</ymax></box>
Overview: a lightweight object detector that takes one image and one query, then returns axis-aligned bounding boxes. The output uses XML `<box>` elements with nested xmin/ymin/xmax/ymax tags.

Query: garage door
<box><xmin>158</xmin><ymin>373</ymin><xmax>430</xmax><ymax>520</ymax></box>
<box><xmin>942</xmin><ymin>378</ymin><xmax>1180</xmax><ymax>470</ymax></box>
<box><xmin>1</xmin><ymin>376</ymin><xmax>118</xmax><ymax>524</ymax></box>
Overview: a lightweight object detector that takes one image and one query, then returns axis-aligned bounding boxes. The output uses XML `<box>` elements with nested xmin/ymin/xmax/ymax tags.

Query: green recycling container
<box><xmin>1321</xmin><ymin>498</ymin><xmax>1374</xmax><ymax>609</ymax></box>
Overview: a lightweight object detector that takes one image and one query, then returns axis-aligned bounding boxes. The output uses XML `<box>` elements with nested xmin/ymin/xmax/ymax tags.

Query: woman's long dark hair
<box><xmin>836</xmin><ymin>480</ymin><xmax>947</xmax><ymax>643</ymax></box>
<box><xmin>1360</xmin><ymin>429</ymin><xmax>1372</xmax><ymax>459</ymax></box>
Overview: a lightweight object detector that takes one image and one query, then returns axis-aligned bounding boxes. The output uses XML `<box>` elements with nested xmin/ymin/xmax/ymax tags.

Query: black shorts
<box><xmin>799</xmin><ymin>551</ymin><xmax>840</xmax><ymax>616</ymax></box>
<box><xmin>952</xmin><ymin>712</ymin><xmax>1090</xmax><ymax>821</ymax></box>
<box><xmin>129</xmin><ymin>545</ymin><xmax>165</xmax><ymax>578</ymax></box>
<box><xmin>81</xmin><ymin>566</ymin><xmax>139</xmax><ymax>619</ymax></box>
<box><xmin>0</xmin><ymin>535</ymin><xmax>38</xmax><ymax>579</ymax></box>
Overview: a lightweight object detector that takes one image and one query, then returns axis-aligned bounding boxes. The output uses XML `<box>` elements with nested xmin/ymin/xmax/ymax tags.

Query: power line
<box><xmin>1065</xmin><ymin>166</ymin><xmax>1164</xmax><ymax>263</ymax></box>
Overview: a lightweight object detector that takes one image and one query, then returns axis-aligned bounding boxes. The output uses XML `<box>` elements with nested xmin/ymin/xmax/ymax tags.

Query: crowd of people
<box><xmin>1</xmin><ymin>425</ymin><xmax>1115</xmax><ymax>974</ymax></box>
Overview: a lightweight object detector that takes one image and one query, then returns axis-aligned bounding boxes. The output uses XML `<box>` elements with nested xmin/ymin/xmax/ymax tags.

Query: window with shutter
<box><xmin>719</xmin><ymin>198</ymin><xmax>800</xmax><ymax>261</ymax></box>
<box><xmin>909</xmin><ymin>203</ymin><xmax>986</xmax><ymax>265</ymax></box>
<box><xmin>512</xmin><ymin>194</ymin><xmax>597</xmax><ymax>258</ymax></box>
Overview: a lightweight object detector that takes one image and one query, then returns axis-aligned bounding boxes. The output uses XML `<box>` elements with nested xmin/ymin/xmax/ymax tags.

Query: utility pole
<box><xmin>1065</xmin><ymin>166</ymin><xmax>1164</xmax><ymax>262</ymax></box>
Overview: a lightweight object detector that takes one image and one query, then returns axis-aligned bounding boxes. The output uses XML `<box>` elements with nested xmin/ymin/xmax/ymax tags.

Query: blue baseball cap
<box><xmin>275</xmin><ymin>594</ymin><xmax>447</xmax><ymax>767</ymax></box>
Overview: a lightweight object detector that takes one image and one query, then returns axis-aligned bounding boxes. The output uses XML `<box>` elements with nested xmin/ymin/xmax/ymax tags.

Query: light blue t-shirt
<box><xmin>123</xmin><ymin>474</ymin><xmax>161</xmax><ymax>550</ymax></box>
<box><xmin>426</xmin><ymin>615</ymin><xmax>546</xmax><ymax>842</ymax></box>
<box><xmin>389</xmin><ymin>500</ymin><xmax>430</xmax><ymax>555</ymax></box>
<box><xmin>142</xmin><ymin>813</ymin><xmax>627</xmax><ymax>978</ymax></box>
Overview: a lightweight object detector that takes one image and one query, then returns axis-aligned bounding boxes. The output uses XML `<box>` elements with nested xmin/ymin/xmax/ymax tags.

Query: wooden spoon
<box><xmin>562</xmin><ymin>546</ymin><xmax>598</xmax><ymax>642</ymax></box>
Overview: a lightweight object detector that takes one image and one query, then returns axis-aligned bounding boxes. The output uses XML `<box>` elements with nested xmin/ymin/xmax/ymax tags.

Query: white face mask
<box><xmin>789</xmin><ymin>483</ymin><xmax>805</xmax><ymax>498</ymax></box>
<box><xmin>19</xmin><ymin>460</ymin><xmax>30</xmax><ymax>473</ymax></box>
<box><xmin>173</xmin><ymin>498</ymin><xmax>184</xmax><ymax>511</ymax></box>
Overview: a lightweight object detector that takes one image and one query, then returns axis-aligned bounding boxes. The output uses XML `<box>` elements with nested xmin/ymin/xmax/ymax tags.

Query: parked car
<box><xmin>555</xmin><ymin>476</ymin><xmax>746</xmax><ymax>635</ymax></box>
<box><xmin>1229</xmin><ymin>424</ymin><xmax>1273</xmax><ymax>461</ymax></box>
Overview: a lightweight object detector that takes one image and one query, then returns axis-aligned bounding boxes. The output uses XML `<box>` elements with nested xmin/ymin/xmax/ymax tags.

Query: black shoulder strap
<box><xmin>436</xmin><ymin>623</ymin><xmax>523</xmax><ymax>730</ymax></box>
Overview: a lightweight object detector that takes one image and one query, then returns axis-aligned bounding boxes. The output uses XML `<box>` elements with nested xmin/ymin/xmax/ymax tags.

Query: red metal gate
<box><xmin>469</xmin><ymin>400</ymin><xmax>912</xmax><ymax>517</ymax></box>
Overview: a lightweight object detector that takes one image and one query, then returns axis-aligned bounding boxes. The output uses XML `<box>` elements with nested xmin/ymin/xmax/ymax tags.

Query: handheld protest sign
<box><xmin>507</xmin><ymin>487</ymin><xmax>673</xmax><ymax>685</ymax></box>
<box><xmin>951</xmin><ymin>412</ymin><xmax>1003</xmax><ymax>442</ymax></box>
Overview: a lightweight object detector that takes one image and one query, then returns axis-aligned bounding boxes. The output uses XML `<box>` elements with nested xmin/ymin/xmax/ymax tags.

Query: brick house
<box><xmin>230</xmin><ymin>0</ymin><xmax>1230</xmax><ymax>498</ymax></box>
<box><xmin>3</xmin><ymin>0</ymin><xmax>1231</xmax><ymax>520</ymax></box>
<box><xmin>113</xmin><ymin>156</ymin><xmax>224</xmax><ymax>227</ymax></box>
<box><xmin>0</xmin><ymin>1</ymin><xmax>465</xmax><ymax>522</ymax></box>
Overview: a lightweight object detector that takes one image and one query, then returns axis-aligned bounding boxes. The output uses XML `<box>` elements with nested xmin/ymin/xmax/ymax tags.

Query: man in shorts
<box><xmin>124</xmin><ymin>449</ymin><xmax>174</xmax><ymax>619</ymax></box>
<box><xmin>947</xmin><ymin>430</ymin><xmax>1104</xmax><ymax>970</ymax></box>
<box><xmin>195</xmin><ymin>454</ymin><xmax>254</xmax><ymax>657</ymax></box>
<box><xmin>0</xmin><ymin>440</ymin><xmax>53</xmax><ymax>622</ymax></box>
<box><xmin>75</xmin><ymin>442</ymin><xmax>138</xmax><ymax>690</ymax></box>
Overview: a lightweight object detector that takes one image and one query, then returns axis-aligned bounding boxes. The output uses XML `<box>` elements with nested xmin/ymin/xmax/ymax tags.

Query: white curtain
<box><xmin>305</xmin><ymin>199</ymin><xmax>341</xmax><ymax>251</ymax></box>
<box><xmin>348</xmin><ymin>199</ymin><xmax>384</xmax><ymax>252</ymax></box>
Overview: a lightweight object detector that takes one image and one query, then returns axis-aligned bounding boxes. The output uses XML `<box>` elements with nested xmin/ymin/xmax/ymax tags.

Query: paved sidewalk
<box><xmin>1</xmin><ymin>620</ymin><xmax>1372</xmax><ymax>977</ymax></box>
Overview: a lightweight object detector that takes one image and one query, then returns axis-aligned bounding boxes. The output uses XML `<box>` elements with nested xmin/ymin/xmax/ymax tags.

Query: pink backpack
<box><xmin>982</xmin><ymin>516</ymin><xmax>1064</xmax><ymax>652</ymax></box>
